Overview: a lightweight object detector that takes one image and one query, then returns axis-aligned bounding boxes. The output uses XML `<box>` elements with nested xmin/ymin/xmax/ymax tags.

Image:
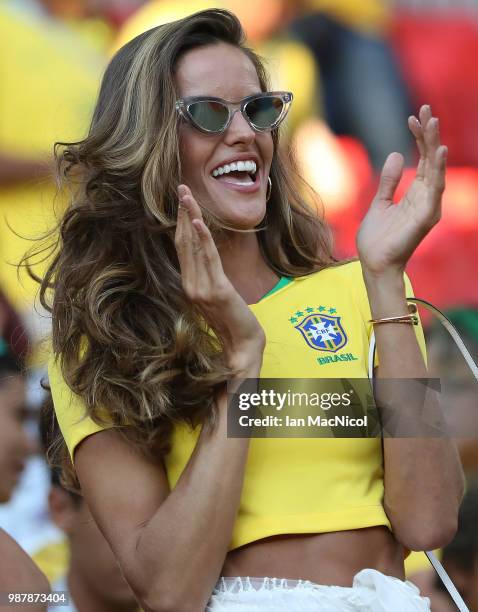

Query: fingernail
<box><xmin>178</xmin><ymin>185</ymin><xmax>187</xmax><ymax>200</ymax></box>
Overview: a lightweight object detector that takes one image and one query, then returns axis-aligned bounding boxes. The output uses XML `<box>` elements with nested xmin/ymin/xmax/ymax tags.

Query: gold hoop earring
<box><xmin>266</xmin><ymin>176</ymin><xmax>272</xmax><ymax>202</ymax></box>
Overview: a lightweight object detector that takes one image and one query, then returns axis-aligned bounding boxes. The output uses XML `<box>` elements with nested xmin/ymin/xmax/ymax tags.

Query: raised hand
<box><xmin>174</xmin><ymin>184</ymin><xmax>265</xmax><ymax>373</ymax></box>
<box><xmin>356</xmin><ymin>105</ymin><xmax>447</xmax><ymax>276</ymax></box>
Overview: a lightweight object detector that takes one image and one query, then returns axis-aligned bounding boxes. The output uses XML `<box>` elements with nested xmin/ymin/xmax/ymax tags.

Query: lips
<box><xmin>207</xmin><ymin>151</ymin><xmax>265</xmax><ymax>195</ymax></box>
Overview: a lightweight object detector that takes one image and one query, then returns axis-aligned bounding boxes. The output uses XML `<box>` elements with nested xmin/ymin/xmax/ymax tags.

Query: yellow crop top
<box><xmin>49</xmin><ymin>260</ymin><xmax>427</xmax><ymax>551</ymax></box>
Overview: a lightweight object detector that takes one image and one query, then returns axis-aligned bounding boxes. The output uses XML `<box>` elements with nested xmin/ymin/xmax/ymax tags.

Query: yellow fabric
<box><xmin>0</xmin><ymin>6</ymin><xmax>104</xmax><ymax>310</ymax></box>
<box><xmin>49</xmin><ymin>260</ymin><xmax>427</xmax><ymax>551</ymax></box>
<box><xmin>32</xmin><ymin>539</ymin><xmax>69</xmax><ymax>585</ymax></box>
<box><xmin>404</xmin><ymin>549</ymin><xmax>441</xmax><ymax>578</ymax></box>
<box><xmin>302</xmin><ymin>0</ymin><xmax>392</xmax><ymax>35</ymax></box>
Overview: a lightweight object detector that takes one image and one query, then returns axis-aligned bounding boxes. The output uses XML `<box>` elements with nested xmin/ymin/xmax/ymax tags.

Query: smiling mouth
<box><xmin>211</xmin><ymin>161</ymin><xmax>258</xmax><ymax>185</ymax></box>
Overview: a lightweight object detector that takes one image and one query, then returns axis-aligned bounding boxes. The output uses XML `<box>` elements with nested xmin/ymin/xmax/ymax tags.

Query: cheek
<box><xmin>0</xmin><ymin>443</ymin><xmax>8</xmax><ymax>477</ymax></box>
<box><xmin>179</xmin><ymin>128</ymin><xmax>211</xmax><ymax>183</ymax></box>
<box><xmin>259</xmin><ymin>134</ymin><xmax>274</xmax><ymax>171</ymax></box>
<box><xmin>0</xmin><ymin>417</ymin><xmax>17</xmax><ymax>453</ymax></box>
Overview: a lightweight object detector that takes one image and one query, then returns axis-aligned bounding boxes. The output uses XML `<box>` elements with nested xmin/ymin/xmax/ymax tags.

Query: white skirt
<box><xmin>206</xmin><ymin>568</ymin><xmax>431</xmax><ymax>611</ymax></box>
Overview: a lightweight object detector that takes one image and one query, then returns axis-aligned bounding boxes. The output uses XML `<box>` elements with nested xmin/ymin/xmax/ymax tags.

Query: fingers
<box><xmin>408</xmin><ymin>104</ymin><xmax>444</xmax><ymax>183</ymax></box>
<box><xmin>174</xmin><ymin>184</ymin><xmax>226</xmax><ymax>301</ymax></box>
<box><xmin>419</xmin><ymin>103</ymin><xmax>433</xmax><ymax>130</ymax></box>
<box><xmin>178</xmin><ymin>185</ymin><xmax>204</xmax><ymax>258</ymax></box>
<box><xmin>375</xmin><ymin>152</ymin><xmax>404</xmax><ymax>203</ymax></box>
<box><xmin>175</xmin><ymin>186</ymin><xmax>197</xmax><ymax>284</ymax></box>
<box><xmin>431</xmin><ymin>145</ymin><xmax>448</xmax><ymax>196</ymax></box>
<box><xmin>408</xmin><ymin>115</ymin><xmax>426</xmax><ymax>178</ymax></box>
<box><xmin>190</xmin><ymin>217</ymin><xmax>223</xmax><ymax>275</ymax></box>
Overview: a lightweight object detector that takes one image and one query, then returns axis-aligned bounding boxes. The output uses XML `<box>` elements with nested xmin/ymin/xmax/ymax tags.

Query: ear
<box><xmin>48</xmin><ymin>486</ymin><xmax>78</xmax><ymax>534</ymax></box>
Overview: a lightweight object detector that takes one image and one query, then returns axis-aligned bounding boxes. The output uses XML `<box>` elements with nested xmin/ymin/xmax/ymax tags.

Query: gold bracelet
<box><xmin>369</xmin><ymin>303</ymin><xmax>419</xmax><ymax>326</ymax></box>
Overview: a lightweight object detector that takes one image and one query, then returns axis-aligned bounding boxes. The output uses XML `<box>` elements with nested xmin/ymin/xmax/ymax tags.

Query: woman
<box><xmin>39</xmin><ymin>8</ymin><xmax>464</xmax><ymax>611</ymax></box>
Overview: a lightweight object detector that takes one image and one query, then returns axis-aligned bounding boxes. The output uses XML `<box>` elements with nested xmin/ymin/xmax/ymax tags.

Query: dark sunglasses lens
<box><xmin>187</xmin><ymin>101</ymin><xmax>229</xmax><ymax>132</ymax></box>
<box><xmin>245</xmin><ymin>96</ymin><xmax>284</xmax><ymax>129</ymax></box>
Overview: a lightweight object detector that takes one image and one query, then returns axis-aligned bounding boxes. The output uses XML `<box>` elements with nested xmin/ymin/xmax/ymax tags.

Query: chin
<box><xmin>214</xmin><ymin>196</ymin><xmax>267</xmax><ymax>230</ymax></box>
<box><xmin>223</xmin><ymin>209</ymin><xmax>266</xmax><ymax>231</ymax></box>
<box><xmin>199</xmin><ymin>184</ymin><xmax>266</xmax><ymax>229</ymax></box>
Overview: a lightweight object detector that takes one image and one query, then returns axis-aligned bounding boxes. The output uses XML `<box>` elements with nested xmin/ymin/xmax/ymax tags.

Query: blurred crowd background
<box><xmin>1</xmin><ymin>1</ymin><xmax>477</xmax><ymax>610</ymax></box>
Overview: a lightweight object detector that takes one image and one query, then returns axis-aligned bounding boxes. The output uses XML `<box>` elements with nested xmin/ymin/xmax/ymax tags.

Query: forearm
<box><xmin>134</xmin><ymin>370</ymin><xmax>258</xmax><ymax>611</ymax></box>
<box><xmin>363</xmin><ymin>269</ymin><xmax>464</xmax><ymax>550</ymax></box>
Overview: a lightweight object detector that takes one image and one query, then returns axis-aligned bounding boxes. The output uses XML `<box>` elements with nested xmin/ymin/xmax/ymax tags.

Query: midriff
<box><xmin>221</xmin><ymin>526</ymin><xmax>405</xmax><ymax>586</ymax></box>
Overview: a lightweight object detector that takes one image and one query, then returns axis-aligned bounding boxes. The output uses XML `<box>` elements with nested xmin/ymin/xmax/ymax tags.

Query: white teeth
<box><xmin>211</xmin><ymin>160</ymin><xmax>257</xmax><ymax>177</ymax></box>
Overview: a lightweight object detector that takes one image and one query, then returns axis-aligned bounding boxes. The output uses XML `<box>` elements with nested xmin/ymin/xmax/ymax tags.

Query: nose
<box><xmin>223</xmin><ymin>109</ymin><xmax>256</xmax><ymax>145</ymax></box>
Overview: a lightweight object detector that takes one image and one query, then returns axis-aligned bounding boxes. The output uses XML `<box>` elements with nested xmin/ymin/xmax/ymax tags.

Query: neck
<box><xmin>67</xmin><ymin>567</ymin><xmax>135</xmax><ymax>612</ymax></box>
<box><xmin>217</xmin><ymin>231</ymin><xmax>280</xmax><ymax>305</ymax></box>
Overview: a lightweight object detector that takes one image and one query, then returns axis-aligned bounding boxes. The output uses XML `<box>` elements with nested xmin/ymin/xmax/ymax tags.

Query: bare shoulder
<box><xmin>0</xmin><ymin>528</ymin><xmax>50</xmax><ymax>610</ymax></box>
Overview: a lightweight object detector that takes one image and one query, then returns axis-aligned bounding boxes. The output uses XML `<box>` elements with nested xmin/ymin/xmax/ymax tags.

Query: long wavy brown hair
<box><xmin>30</xmin><ymin>8</ymin><xmax>342</xmax><ymax>486</ymax></box>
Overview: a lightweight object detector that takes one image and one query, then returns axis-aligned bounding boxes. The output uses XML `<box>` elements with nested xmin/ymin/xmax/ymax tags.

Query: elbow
<box><xmin>140</xmin><ymin>591</ymin><xmax>204</xmax><ymax>612</ymax></box>
<box><xmin>393</xmin><ymin>515</ymin><xmax>458</xmax><ymax>551</ymax></box>
<box><xmin>386</xmin><ymin>481</ymin><xmax>463</xmax><ymax>551</ymax></box>
<box><xmin>138</xmin><ymin>596</ymin><xmax>176</xmax><ymax>612</ymax></box>
<box><xmin>119</xmin><ymin>545</ymin><xmax>214</xmax><ymax>612</ymax></box>
<box><xmin>126</xmin><ymin>572</ymin><xmax>206</xmax><ymax>612</ymax></box>
<box><xmin>121</xmin><ymin>578</ymin><xmax>173</xmax><ymax>612</ymax></box>
<box><xmin>410</xmin><ymin>521</ymin><xmax>458</xmax><ymax>552</ymax></box>
<box><xmin>125</xmin><ymin>585</ymin><xmax>173</xmax><ymax>612</ymax></box>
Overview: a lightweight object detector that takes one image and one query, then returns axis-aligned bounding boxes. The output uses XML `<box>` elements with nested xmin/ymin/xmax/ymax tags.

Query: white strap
<box><xmin>368</xmin><ymin>297</ymin><xmax>476</xmax><ymax>612</ymax></box>
<box><xmin>425</xmin><ymin>550</ymin><xmax>469</xmax><ymax>612</ymax></box>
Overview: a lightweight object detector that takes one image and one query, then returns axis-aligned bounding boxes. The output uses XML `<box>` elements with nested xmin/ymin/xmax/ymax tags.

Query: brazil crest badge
<box><xmin>295</xmin><ymin>313</ymin><xmax>347</xmax><ymax>353</ymax></box>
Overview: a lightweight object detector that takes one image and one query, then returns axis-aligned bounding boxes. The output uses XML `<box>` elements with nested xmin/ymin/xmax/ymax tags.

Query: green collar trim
<box><xmin>260</xmin><ymin>276</ymin><xmax>293</xmax><ymax>301</ymax></box>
